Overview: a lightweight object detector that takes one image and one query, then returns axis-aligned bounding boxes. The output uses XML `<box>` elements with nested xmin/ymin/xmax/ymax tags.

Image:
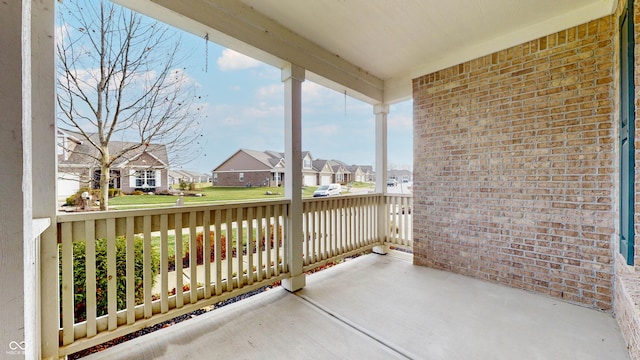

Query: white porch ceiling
<box><xmin>115</xmin><ymin>0</ymin><xmax>617</xmax><ymax>104</ymax></box>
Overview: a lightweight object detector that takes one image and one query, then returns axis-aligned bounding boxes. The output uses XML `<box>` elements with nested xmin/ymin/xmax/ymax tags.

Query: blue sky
<box><xmin>58</xmin><ymin>2</ymin><xmax>413</xmax><ymax>174</ymax></box>
<box><xmin>171</xmin><ymin>31</ymin><xmax>413</xmax><ymax>174</ymax></box>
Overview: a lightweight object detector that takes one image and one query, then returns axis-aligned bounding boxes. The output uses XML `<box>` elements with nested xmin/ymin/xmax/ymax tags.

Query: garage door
<box><xmin>303</xmin><ymin>175</ymin><xmax>317</xmax><ymax>186</ymax></box>
<box><xmin>320</xmin><ymin>175</ymin><xmax>331</xmax><ymax>185</ymax></box>
<box><xmin>58</xmin><ymin>173</ymin><xmax>80</xmax><ymax>197</ymax></box>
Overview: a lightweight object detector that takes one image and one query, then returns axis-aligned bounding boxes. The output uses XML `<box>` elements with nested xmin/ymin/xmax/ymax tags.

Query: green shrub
<box><xmin>108</xmin><ymin>188</ymin><xmax>122</xmax><ymax>198</ymax></box>
<box><xmin>65</xmin><ymin>194</ymin><xmax>76</xmax><ymax>206</ymax></box>
<box><xmin>60</xmin><ymin>235</ymin><xmax>159</xmax><ymax>324</ymax></box>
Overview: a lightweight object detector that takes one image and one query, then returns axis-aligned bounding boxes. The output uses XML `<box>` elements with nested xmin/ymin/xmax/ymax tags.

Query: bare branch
<box><xmin>57</xmin><ymin>0</ymin><xmax>203</xmax><ymax>210</ymax></box>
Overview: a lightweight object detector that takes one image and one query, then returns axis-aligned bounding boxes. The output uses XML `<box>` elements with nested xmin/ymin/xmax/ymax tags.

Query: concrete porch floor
<box><xmin>84</xmin><ymin>251</ymin><xmax>629</xmax><ymax>360</ymax></box>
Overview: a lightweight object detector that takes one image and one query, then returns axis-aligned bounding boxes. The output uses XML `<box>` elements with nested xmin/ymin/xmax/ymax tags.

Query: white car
<box><xmin>313</xmin><ymin>183</ymin><xmax>342</xmax><ymax>197</ymax></box>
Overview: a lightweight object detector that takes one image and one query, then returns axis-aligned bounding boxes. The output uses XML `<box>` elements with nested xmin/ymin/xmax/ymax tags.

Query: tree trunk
<box><xmin>100</xmin><ymin>147</ymin><xmax>110</xmax><ymax>211</ymax></box>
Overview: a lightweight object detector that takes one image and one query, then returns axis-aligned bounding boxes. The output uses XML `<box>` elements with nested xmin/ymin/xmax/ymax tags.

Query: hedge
<box><xmin>60</xmin><ymin>236</ymin><xmax>159</xmax><ymax>324</ymax></box>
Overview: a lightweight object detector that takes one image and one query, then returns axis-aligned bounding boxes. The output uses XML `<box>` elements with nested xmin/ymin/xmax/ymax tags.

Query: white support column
<box><xmin>1</xmin><ymin>0</ymin><xmax>32</xmax><ymax>358</ymax></box>
<box><xmin>281</xmin><ymin>64</ymin><xmax>306</xmax><ymax>292</ymax></box>
<box><xmin>31</xmin><ymin>1</ymin><xmax>57</xmax><ymax>359</ymax></box>
<box><xmin>373</xmin><ymin>104</ymin><xmax>390</xmax><ymax>255</ymax></box>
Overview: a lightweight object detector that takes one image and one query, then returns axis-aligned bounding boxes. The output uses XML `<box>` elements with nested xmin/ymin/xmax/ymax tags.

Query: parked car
<box><xmin>387</xmin><ymin>179</ymin><xmax>398</xmax><ymax>187</ymax></box>
<box><xmin>313</xmin><ymin>183</ymin><xmax>342</xmax><ymax>197</ymax></box>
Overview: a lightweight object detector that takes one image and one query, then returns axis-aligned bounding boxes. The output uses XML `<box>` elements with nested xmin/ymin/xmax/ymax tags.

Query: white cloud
<box><xmin>307</xmin><ymin>124</ymin><xmax>339</xmax><ymax>136</ymax></box>
<box><xmin>217</xmin><ymin>49</ymin><xmax>262</xmax><ymax>71</ymax></box>
<box><xmin>302</xmin><ymin>82</ymin><xmax>334</xmax><ymax>106</ymax></box>
<box><xmin>257</xmin><ymin>84</ymin><xmax>283</xmax><ymax>99</ymax></box>
<box><xmin>388</xmin><ymin>113</ymin><xmax>413</xmax><ymax>131</ymax></box>
<box><xmin>223</xmin><ymin>116</ymin><xmax>244</xmax><ymax>126</ymax></box>
<box><xmin>243</xmin><ymin>102</ymin><xmax>283</xmax><ymax>118</ymax></box>
<box><xmin>55</xmin><ymin>23</ymin><xmax>72</xmax><ymax>45</ymax></box>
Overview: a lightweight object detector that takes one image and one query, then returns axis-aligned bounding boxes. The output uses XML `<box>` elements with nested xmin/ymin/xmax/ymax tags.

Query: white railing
<box><xmin>384</xmin><ymin>194</ymin><xmax>413</xmax><ymax>251</ymax></box>
<box><xmin>301</xmin><ymin>194</ymin><xmax>381</xmax><ymax>271</ymax></box>
<box><xmin>54</xmin><ymin>194</ymin><xmax>412</xmax><ymax>356</ymax></box>
<box><xmin>56</xmin><ymin>200</ymin><xmax>289</xmax><ymax>356</ymax></box>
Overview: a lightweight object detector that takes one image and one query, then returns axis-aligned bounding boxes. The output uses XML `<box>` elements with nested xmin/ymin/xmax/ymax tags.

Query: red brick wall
<box><xmin>214</xmin><ymin>171</ymin><xmax>273</xmax><ymax>187</ymax></box>
<box><xmin>413</xmin><ymin>17</ymin><xmax>616</xmax><ymax>309</ymax></box>
<box><xmin>614</xmin><ymin>1</ymin><xmax>640</xmax><ymax>358</ymax></box>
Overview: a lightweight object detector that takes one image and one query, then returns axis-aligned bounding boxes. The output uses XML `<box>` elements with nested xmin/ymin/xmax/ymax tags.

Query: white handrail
<box><xmin>54</xmin><ymin>194</ymin><xmax>412</xmax><ymax>356</ymax></box>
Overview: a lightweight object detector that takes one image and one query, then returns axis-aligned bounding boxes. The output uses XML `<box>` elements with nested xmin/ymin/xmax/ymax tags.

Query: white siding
<box><xmin>129</xmin><ymin>169</ymin><xmax>136</xmax><ymax>187</ymax></box>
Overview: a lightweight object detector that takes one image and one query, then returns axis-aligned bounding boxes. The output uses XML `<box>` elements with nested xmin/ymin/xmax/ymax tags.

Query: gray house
<box><xmin>168</xmin><ymin>169</ymin><xmax>211</xmax><ymax>185</ymax></box>
<box><xmin>213</xmin><ymin>149</ymin><xmax>373</xmax><ymax>187</ymax></box>
<box><xmin>57</xmin><ymin>129</ymin><xmax>170</xmax><ymax>194</ymax></box>
<box><xmin>212</xmin><ymin>149</ymin><xmax>286</xmax><ymax>187</ymax></box>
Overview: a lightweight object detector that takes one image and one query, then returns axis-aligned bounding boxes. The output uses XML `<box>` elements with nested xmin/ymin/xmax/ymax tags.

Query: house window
<box><xmin>93</xmin><ymin>169</ymin><xmax>121</xmax><ymax>189</ymax></box>
<box><xmin>239</xmin><ymin>173</ymin><xmax>244</xmax><ymax>182</ymax></box>
<box><xmin>213</xmin><ymin>173</ymin><xmax>218</xmax><ymax>183</ymax></box>
<box><xmin>303</xmin><ymin>158</ymin><xmax>311</xmax><ymax>169</ymax></box>
<box><xmin>136</xmin><ymin>170</ymin><xmax>156</xmax><ymax>188</ymax></box>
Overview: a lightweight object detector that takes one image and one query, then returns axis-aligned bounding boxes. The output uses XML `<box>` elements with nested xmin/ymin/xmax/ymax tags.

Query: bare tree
<box><xmin>57</xmin><ymin>0</ymin><xmax>202</xmax><ymax>210</ymax></box>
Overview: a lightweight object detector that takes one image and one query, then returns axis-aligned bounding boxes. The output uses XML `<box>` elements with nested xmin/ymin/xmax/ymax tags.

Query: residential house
<box><xmin>312</xmin><ymin>159</ymin><xmax>334</xmax><ymax>185</ymax></box>
<box><xmin>168</xmin><ymin>169</ymin><xmax>211</xmax><ymax>185</ymax></box>
<box><xmin>213</xmin><ymin>150</ymin><xmax>372</xmax><ymax>187</ymax></box>
<box><xmin>331</xmin><ymin>161</ymin><xmax>370</xmax><ymax>183</ymax></box>
<box><xmin>327</xmin><ymin>160</ymin><xmax>350</xmax><ymax>184</ymax></box>
<box><xmin>212</xmin><ymin>149</ymin><xmax>285</xmax><ymax>187</ymax></box>
<box><xmin>57</xmin><ymin>129</ymin><xmax>170</xmax><ymax>194</ymax></box>
<box><xmin>301</xmin><ymin>151</ymin><xmax>317</xmax><ymax>186</ymax></box>
<box><xmin>387</xmin><ymin>169</ymin><xmax>412</xmax><ymax>182</ymax></box>
<box><xmin>7</xmin><ymin>1</ymin><xmax>640</xmax><ymax>359</ymax></box>
<box><xmin>359</xmin><ymin>165</ymin><xmax>375</xmax><ymax>182</ymax></box>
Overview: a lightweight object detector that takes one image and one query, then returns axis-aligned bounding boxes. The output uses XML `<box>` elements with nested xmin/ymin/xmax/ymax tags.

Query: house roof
<box><xmin>388</xmin><ymin>169</ymin><xmax>413</xmax><ymax>178</ymax></box>
<box><xmin>117</xmin><ymin>0</ymin><xmax>616</xmax><ymax>104</ymax></box>
<box><xmin>312</xmin><ymin>159</ymin><xmax>333</xmax><ymax>173</ymax></box>
<box><xmin>359</xmin><ymin>165</ymin><xmax>374</xmax><ymax>174</ymax></box>
<box><xmin>213</xmin><ymin>149</ymin><xmax>372</xmax><ymax>175</ymax></box>
<box><xmin>169</xmin><ymin>169</ymin><xmax>210</xmax><ymax>179</ymax></box>
<box><xmin>214</xmin><ymin>149</ymin><xmax>316</xmax><ymax>172</ymax></box>
<box><xmin>58</xmin><ymin>129</ymin><xmax>169</xmax><ymax>168</ymax></box>
<box><xmin>327</xmin><ymin>160</ymin><xmax>349</xmax><ymax>174</ymax></box>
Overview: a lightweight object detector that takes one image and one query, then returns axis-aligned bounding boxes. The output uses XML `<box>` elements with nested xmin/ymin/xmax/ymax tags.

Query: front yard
<box><xmin>107</xmin><ymin>182</ymin><xmax>374</xmax><ymax>210</ymax></box>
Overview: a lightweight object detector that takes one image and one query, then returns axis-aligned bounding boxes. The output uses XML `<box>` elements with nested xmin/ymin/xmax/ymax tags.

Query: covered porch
<box><xmin>83</xmin><ymin>252</ymin><xmax>628</xmax><ymax>360</ymax></box>
<box><xmin>5</xmin><ymin>0</ymin><xmax>640</xmax><ymax>359</ymax></box>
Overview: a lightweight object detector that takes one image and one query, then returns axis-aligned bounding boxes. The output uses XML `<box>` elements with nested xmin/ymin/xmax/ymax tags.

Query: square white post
<box><xmin>373</xmin><ymin>104</ymin><xmax>390</xmax><ymax>254</ymax></box>
<box><xmin>31</xmin><ymin>0</ymin><xmax>58</xmax><ymax>358</ymax></box>
<box><xmin>281</xmin><ymin>64</ymin><xmax>306</xmax><ymax>291</ymax></box>
<box><xmin>1</xmin><ymin>0</ymin><xmax>34</xmax><ymax>358</ymax></box>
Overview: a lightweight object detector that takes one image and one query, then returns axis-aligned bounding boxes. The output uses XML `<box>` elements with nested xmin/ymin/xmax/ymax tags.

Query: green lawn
<box><xmin>150</xmin><ymin>226</ymin><xmax>270</xmax><ymax>260</ymax></box>
<box><xmin>119</xmin><ymin>182</ymin><xmax>373</xmax><ymax>256</ymax></box>
<box><xmin>109</xmin><ymin>186</ymin><xmax>288</xmax><ymax>209</ymax></box>
<box><xmin>108</xmin><ymin>183</ymin><xmax>374</xmax><ymax>210</ymax></box>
